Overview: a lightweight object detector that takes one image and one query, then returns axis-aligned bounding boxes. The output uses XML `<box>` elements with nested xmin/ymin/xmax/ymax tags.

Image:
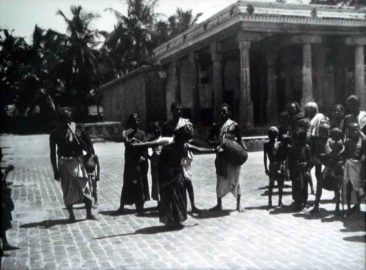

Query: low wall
<box><xmin>80</xmin><ymin>121</ymin><xmax>122</xmax><ymax>141</ymax></box>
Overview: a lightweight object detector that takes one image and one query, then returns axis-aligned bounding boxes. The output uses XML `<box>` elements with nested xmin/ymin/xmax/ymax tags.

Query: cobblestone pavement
<box><xmin>1</xmin><ymin>134</ymin><xmax>365</xmax><ymax>270</ymax></box>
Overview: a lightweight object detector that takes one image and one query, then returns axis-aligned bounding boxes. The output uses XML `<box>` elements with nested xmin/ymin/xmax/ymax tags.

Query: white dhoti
<box><xmin>216</xmin><ymin>161</ymin><xmax>241</xmax><ymax>198</ymax></box>
<box><xmin>342</xmin><ymin>159</ymin><xmax>365</xmax><ymax>204</ymax></box>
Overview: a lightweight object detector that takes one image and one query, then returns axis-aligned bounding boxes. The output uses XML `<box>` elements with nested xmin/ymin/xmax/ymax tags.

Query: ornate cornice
<box><xmin>153</xmin><ymin>1</ymin><xmax>366</xmax><ymax>62</ymax></box>
<box><xmin>345</xmin><ymin>36</ymin><xmax>366</xmax><ymax>45</ymax></box>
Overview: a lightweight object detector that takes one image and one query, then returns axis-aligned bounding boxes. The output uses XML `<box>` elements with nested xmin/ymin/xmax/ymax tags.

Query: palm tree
<box><xmin>56</xmin><ymin>5</ymin><xmax>100</xmax><ymax>110</ymax></box>
<box><xmin>168</xmin><ymin>8</ymin><xmax>202</xmax><ymax>38</ymax></box>
<box><xmin>104</xmin><ymin>0</ymin><xmax>158</xmax><ymax>76</ymax></box>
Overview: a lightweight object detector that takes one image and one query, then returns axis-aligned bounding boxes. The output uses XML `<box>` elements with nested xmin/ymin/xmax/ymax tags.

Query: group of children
<box><xmin>263</xmin><ymin>95</ymin><xmax>366</xmax><ymax>216</ymax></box>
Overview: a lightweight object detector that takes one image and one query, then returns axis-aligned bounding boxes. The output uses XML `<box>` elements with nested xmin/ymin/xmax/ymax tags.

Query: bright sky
<box><xmin>0</xmin><ymin>0</ymin><xmax>239</xmax><ymax>42</ymax></box>
<box><xmin>0</xmin><ymin>0</ymin><xmax>309</xmax><ymax>42</ymax></box>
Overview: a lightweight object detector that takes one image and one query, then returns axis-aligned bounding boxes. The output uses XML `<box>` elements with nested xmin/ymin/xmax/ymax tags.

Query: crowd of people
<box><xmin>47</xmin><ymin>94</ymin><xmax>365</xmax><ymax>230</ymax></box>
<box><xmin>49</xmin><ymin>96</ymin><xmax>365</xmax><ymax>225</ymax></box>
<box><xmin>1</xmin><ymin>94</ymin><xmax>365</xmax><ymax>255</ymax></box>
<box><xmin>264</xmin><ymin>95</ymin><xmax>366</xmax><ymax>215</ymax></box>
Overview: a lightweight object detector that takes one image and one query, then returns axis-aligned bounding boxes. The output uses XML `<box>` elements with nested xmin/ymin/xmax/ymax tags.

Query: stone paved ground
<box><xmin>1</xmin><ymin>134</ymin><xmax>365</xmax><ymax>270</ymax></box>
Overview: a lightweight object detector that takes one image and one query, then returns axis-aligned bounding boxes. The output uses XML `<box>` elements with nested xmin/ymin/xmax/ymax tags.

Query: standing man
<box><xmin>208</xmin><ymin>103</ymin><xmax>247</xmax><ymax>212</ymax></box>
<box><xmin>50</xmin><ymin>108</ymin><xmax>96</xmax><ymax>222</ymax></box>
<box><xmin>344</xmin><ymin>95</ymin><xmax>366</xmax><ymax>137</ymax></box>
<box><xmin>304</xmin><ymin>101</ymin><xmax>328</xmax><ymax>196</ymax></box>
<box><xmin>286</xmin><ymin>101</ymin><xmax>309</xmax><ymax>207</ymax></box>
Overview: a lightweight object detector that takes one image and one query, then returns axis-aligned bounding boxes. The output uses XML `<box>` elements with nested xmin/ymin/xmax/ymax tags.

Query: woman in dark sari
<box><xmin>158</xmin><ymin>121</ymin><xmax>212</xmax><ymax>227</ymax></box>
<box><xmin>116</xmin><ymin>113</ymin><xmax>150</xmax><ymax>215</ymax></box>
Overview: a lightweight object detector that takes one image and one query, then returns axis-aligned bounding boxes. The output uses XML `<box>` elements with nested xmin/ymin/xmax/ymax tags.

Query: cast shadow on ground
<box><xmin>268</xmin><ymin>205</ymin><xmax>299</xmax><ymax>215</ymax></box>
<box><xmin>192</xmin><ymin>210</ymin><xmax>232</xmax><ymax>219</ymax></box>
<box><xmin>99</xmin><ymin>206</ymin><xmax>157</xmax><ymax>217</ymax></box>
<box><xmin>20</xmin><ymin>218</ymin><xmax>83</xmax><ymax>229</ymax></box>
<box><xmin>343</xmin><ymin>234</ymin><xmax>366</xmax><ymax>243</ymax></box>
<box><xmin>245</xmin><ymin>205</ymin><xmax>270</xmax><ymax>211</ymax></box>
<box><xmin>257</xmin><ymin>184</ymin><xmax>292</xmax><ymax>190</ymax></box>
<box><xmin>260</xmin><ymin>191</ymin><xmax>292</xmax><ymax>196</ymax></box>
<box><xmin>94</xmin><ymin>224</ymin><xmax>199</xmax><ymax>240</ymax></box>
<box><xmin>340</xmin><ymin>213</ymin><xmax>366</xmax><ymax>233</ymax></box>
<box><xmin>293</xmin><ymin>208</ymin><xmax>334</xmax><ymax>220</ymax></box>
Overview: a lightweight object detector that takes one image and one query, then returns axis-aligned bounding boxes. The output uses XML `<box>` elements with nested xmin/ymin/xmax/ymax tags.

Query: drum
<box><xmin>220</xmin><ymin>139</ymin><xmax>248</xmax><ymax>166</ymax></box>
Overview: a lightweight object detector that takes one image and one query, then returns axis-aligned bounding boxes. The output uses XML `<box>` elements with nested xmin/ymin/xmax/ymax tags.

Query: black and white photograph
<box><xmin>0</xmin><ymin>0</ymin><xmax>365</xmax><ymax>269</ymax></box>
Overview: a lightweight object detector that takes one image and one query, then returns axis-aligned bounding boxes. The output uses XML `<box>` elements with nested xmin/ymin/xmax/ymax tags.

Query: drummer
<box><xmin>208</xmin><ymin>103</ymin><xmax>247</xmax><ymax>212</ymax></box>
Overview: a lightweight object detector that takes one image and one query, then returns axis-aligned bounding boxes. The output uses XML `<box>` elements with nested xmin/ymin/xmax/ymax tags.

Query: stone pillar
<box><xmin>302</xmin><ymin>43</ymin><xmax>313</xmax><ymax>105</ymax></box>
<box><xmin>210</xmin><ymin>43</ymin><xmax>223</xmax><ymax>120</ymax></box>
<box><xmin>237</xmin><ymin>36</ymin><xmax>254</xmax><ymax>129</ymax></box>
<box><xmin>315</xmin><ymin>45</ymin><xmax>330</xmax><ymax>110</ymax></box>
<box><xmin>284</xmin><ymin>49</ymin><xmax>293</xmax><ymax>103</ymax></box>
<box><xmin>346</xmin><ymin>37</ymin><xmax>366</xmax><ymax>109</ymax></box>
<box><xmin>172</xmin><ymin>60</ymin><xmax>180</xmax><ymax>102</ymax></box>
<box><xmin>189</xmin><ymin>52</ymin><xmax>200</xmax><ymax>123</ymax></box>
<box><xmin>291</xmin><ymin>35</ymin><xmax>322</xmax><ymax>106</ymax></box>
<box><xmin>266</xmin><ymin>52</ymin><xmax>278</xmax><ymax>123</ymax></box>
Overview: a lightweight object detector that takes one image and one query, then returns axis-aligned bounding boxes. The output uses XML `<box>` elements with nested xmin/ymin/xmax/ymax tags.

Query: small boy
<box><xmin>343</xmin><ymin>122</ymin><xmax>366</xmax><ymax>216</ymax></box>
<box><xmin>264</xmin><ymin>127</ymin><xmax>287</xmax><ymax>208</ymax></box>
<box><xmin>311</xmin><ymin>127</ymin><xmax>343</xmax><ymax>215</ymax></box>
<box><xmin>84</xmin><ymin>153</ymin><xmax>100</xmax><ymax>206</ymax></box>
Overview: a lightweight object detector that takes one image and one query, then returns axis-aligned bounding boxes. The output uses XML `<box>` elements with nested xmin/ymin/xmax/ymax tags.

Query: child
<box><xmin>311</xmin><ymin>127</ymin><xmax>343</xmax><ymax>215</ymax></box>
<box><xmin>263</xmin><ymin>127</ymin><xmax>287</xmax><ymax>208</ymax></box>
<box><xmin>149</xmin><ymin>122</ymin><xmax>165</xmax><ymax>207</ymax></box>
<box><xmin>0</xmin><ymin>147</ymin><xmax>17</xmax><ymax>255</ymax></box>
<box><xmin>84</xmin><ymin>153</ymin><xmax>100</xmax><ymax>206</ymax></box>
<box><xmin>343</xmin><ymin>122</ymin><xmax>366</xmax><ymax>217</ymax></box>
<box><xmin>287</xmin><ymin>131</ymin><xmax>312</xmax><ymax>211</ymax></box>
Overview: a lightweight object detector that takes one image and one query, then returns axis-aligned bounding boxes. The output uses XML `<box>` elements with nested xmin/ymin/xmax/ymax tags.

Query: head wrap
<box><xmin>305</xmin><ymin>102</ymin><xmax>319</xmax><ymax>114</ymax></box>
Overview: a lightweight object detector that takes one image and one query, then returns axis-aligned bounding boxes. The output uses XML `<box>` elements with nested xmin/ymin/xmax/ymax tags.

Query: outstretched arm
<box><xmin>187</xmin><ymin>143</ymin><xmax>216</xmax><ymax>155</ymax></box>
<box><xmin>132</xmin><ymin>137</ymin><xmax>173</xmax><ymax>149</ymax></box>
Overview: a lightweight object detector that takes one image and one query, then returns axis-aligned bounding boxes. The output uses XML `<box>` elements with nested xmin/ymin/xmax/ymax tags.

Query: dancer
<box><xmin>162</xmin><ymin>102</ymin><xmax>202</xmax><ymax>213</ymax></box>
<box><xmin>158</xmin><ymin>120</ymin><xmax>192</xmax><ymax>227</ymax></box>
<box><xmin>133</xmin><ymin>119</ymin><xmax>215</xmax><ymax>213</ymax></box>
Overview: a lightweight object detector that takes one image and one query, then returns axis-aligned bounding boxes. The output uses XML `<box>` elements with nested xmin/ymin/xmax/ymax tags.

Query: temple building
<box><xmin>99</xmin><ymin>1</ymin><xmax>366</xmax><ymax>131</ymax></box>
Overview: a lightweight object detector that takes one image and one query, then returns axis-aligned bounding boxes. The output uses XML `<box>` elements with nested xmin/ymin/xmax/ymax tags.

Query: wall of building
<box><xmin>99</xmin><ymin>66</ymin><xmax>165</xmax><ymax>129</ymax></box>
